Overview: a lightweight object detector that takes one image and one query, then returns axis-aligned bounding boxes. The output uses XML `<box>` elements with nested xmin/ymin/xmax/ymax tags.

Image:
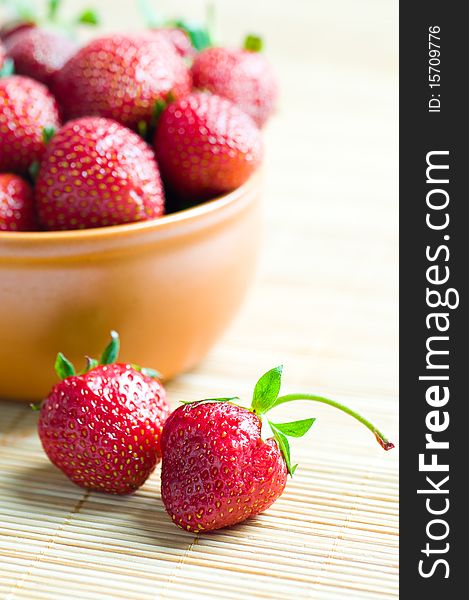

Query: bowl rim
<box><xmin>0</xmin><ymin>170</ymin><xmax>261</xmax><ymax>246</ymax></box>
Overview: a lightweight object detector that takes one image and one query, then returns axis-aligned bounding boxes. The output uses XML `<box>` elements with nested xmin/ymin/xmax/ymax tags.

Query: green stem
<box><xmin>48</xmin><ymin>0</ymin><xmax>61</xmax><ymax>21</ymax></box>
<box><xmin>273</xmin><ymin>394</ymin><xmax>394</xmax><ymax>450</ymax></box>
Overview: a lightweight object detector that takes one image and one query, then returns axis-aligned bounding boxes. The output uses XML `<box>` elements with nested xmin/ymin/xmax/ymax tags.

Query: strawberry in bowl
<box><xmin>192</xmin><ymin>35</ymin><xmax>278</xmax><ymax>127</ymax></box>
<box><xmin>154</xmin><ymin>92</ymin><xmax>263</xmax><ymax>202</ymax></box>
<box><xmin>36</xmin><ymin>116</ymin><xmax>165</xmax><ymax>229</ymax></box>
<box><xmin>53</xmin><ymin>33</ymin><xmax>191</xmax><ymax>130</ymax></box>
<box><xmin>0</xmin><ymin>173</ymin><xmax>38</xmax><ymax>231</ymax></box>
<box><xmin>0</xmin><ymin>75</ymin><xmax>60</xmax><ymax>173</ymax></box>
<box><xmin>4</xmin><ymin>27</ymin><xmax>78</xmax><ymax>87</ymax></box>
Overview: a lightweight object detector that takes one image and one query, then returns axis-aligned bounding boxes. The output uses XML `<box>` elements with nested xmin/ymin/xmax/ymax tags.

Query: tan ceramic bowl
<box><xmin>0</xmin><ymin>173</ymin><xmax>262</xmax><ymax>401</ymax></box>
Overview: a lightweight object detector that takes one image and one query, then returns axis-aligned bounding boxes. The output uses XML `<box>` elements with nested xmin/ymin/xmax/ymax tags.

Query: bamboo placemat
<box><xmin>0</xmin><ymin>1</ymin><xmax>398</xmax><ymax>598</ymax></box>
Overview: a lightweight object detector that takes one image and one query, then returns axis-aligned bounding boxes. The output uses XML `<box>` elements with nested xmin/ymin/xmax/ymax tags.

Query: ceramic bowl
<box><xmin>0</xmin><ymin>172</ymin><xmax>262</xmax><ymax>401</ymax></box>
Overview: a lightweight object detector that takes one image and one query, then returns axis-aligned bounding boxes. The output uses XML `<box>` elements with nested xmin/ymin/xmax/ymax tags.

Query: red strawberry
<box><xmin>5</xmin><ymin>28</ymin><xmax>78</xmax><ymax>87</ymax></box>
<box><xmin>53</xmin><ymin>34</ymin><xmax>192</xmax><ymax>129</ymax></box>
<box><xmin>0</xmin><ymin>173</ymin><xmax>37</xmax><ymax>231</ymax></box>
<box><xmin>192</xmin><ymin>37</ymin><xmax>278</xmax><ymax>127</ymax></box>
<box><xmin>0</xmin><ymin>75</ymin><xmax>61</xmax><ymax>174</ymax></box>
<box><xmin>161</xmin><ymin>402</ymin><xmax>288</xmax><ymax>532</ymax></box>
<box><xmin>36</xmin><ymin>116</ymin><xmax>165</xmax><ymax>230</ymax></box>
<box><xmin>38</xmin><ymin>332</ymin><xmax>170</xmax><ymax>495</ymax></box>
<box><xmin>154</xmin><ymin>92</ymin><xmax>263</xmax><ymax>201</ymax></box>
<box><xmin>161</xmin><ymin>366</ymin><xmax>394</xmax><ymax>532</ymax></box>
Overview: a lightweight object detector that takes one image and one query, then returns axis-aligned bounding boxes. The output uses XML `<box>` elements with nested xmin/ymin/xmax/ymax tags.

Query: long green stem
<box><xmin>273</xmin><ymin>394</ymin><xmax>394</xmax><ymax>450</ymax></box>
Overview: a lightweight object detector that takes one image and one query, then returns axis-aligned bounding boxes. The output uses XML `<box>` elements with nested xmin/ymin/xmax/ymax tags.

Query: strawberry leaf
<box><xmin>76</xmin><ymin>9</ymin><xmax>99</xmax><ymax>25</ymax></box>
<box><xmin>131</xmin><ymin>364</ymin><xmax>163</xmax><ymax>380</ymax></box>
<box><xmin>141</xmin><ymin>367</ymin><xmax>162</xmax><ymax>379</ymax></box>
<box><xmin>173</xmin><ymin>19</ymin><xmax>212</xmax><ymax>51</ymax></box>
<box><xmin>137</xmin><ymin>120</ymin><xmax>148</xmax><ymax>139</ymax></box>
<box><xmin>100</xmin><ymin>330</ymin><xmax>120</xmax><ymax>365</ymax></box>
<box><xmin>42</xmin><ymin>126</ymin><xmax>56</xmax><ymax>144</ymax></box>
<box><xmin>48</xmin><ymin>0</ymin><xmax>61</xmax><ymax>21</ymax></box>
<box><xmin>55</xmin><ymin>352</ymin><xmax>76</xmax><ymax>380</ymax></box>
<box><xmin>270</xmin><ymin>418</ymin><xmax>315</xmax><ymax>438</ymax></box>
<box><xmin>251</xmin><ymin>365</ymin><xmax>283</xmax><ymax>415</ymax></box>
<box><xmin>28</xmin><ymin>160</ymin><xmax>40</xmax><ymax>181</ymax></box>
<box><xmin>269</xmin><ymin>421</ymin><xmax>297</xmax><ymax>476</ymax></box>
<box><xmin>0</xmin><ymin>58</ymin><xmax>15</xmax><ymax>78</ymax></box>
<box><xmin>81</xmin><ymin>356</ymin><xmax>98</xmax><ymax>373</ymax></box>
<box><xmin>244</xmin><ymin>34</ymin><xmax>263</xmax><ymax>52</ymax></box>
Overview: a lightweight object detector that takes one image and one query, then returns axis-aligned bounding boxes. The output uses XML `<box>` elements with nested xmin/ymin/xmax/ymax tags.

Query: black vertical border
<box><xmin>400</xmin><ymin>2</ymin><xmax>465</xmax><ymax>595</ymax></box>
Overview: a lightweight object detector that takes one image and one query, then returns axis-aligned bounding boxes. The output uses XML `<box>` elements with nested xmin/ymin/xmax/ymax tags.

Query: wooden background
<box><xmin>0</xmin><ymin>0</ymin><xmax>398</xmax><ymax>598</ymax></box>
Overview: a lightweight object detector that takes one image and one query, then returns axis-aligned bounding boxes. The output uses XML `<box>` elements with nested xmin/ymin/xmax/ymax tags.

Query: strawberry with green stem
<box><xmin>154</xmin><ymin>92</ymin><xmax>263</xmax><ymax>202</ymax></box>
<box><xmin>35</xmin><ymin>116</ymin><xmax>165</xmax><ymax>230</ymax></box>
<box><xmin>38</xmin><ymin>331</ymin><xmax>170</xmax><ymax>495</ymax></box>
<box><xmin>160</xmin><ymin>366</ymin><xmax>393</xmax><ymax>532</ymax></box>
<box><xmin>0</xmin><ymin>74</ymin><xmax>60</xmax><ymax>174</ymax></box>
<box><xmin>53</xmin><ymin>33</ymin><xmax>191</xmax><ymax>130</ymax></box>
<box><xmin>192</xmin><ymin>35</ymin><xmax>278</xmax><ymax>127</ymax></box>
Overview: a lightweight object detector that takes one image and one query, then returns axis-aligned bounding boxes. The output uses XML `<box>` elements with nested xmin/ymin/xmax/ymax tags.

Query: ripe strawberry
<box><xmin>38</xmin><ymin>332</ymin><xmax>170</xmax><ymax>495</ymax></box>
<box><xmin>0</xmin><ymin>75</ymin><xmax>61</xmax><ymax>174</ymax></box>
<box><xmin>53</xmin><ymin>34</ymin><xmax>191</xmax><ymax>130</ymax></box>
<box><xmin>0</xmin><ymin>173</ymin><xmax>37</xmax><ymax>231</ymax></box>
<box><xmin>5</xmin><ymin>28</ymin><xmax>78</xmax><ymax>87</ymax></box>
<box><xmin>192</xmin><ymin>37</ymin><xmax>278</xmax><ymax>127</ymax></box>
<box><xmin>36</xmin><ymin>116</ymin><xmax>165</xmax><ymax>230</ymax></box>
<box><xmin>161</xmin><ymin>366</ymin><xmax>394</xmax><ymax>532</ymax></box>
<box><xmin>154</xmin><ymin>92</ymin><xmax>263</xmax><ymax>201</ymax></box>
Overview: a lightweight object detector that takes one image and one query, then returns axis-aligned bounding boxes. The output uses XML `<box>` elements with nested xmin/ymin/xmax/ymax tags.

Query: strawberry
<box><xmin>38</xmin><ymin>332</ymin><xmax>170</xmax><ymax>495</ymax></box>
<box><xmin>0</xmin><ymin>75</ymin><xmax>61</xmax><ymax>174</ymax></box>
<box><xmin>161</xmin><ymin>366</ymin><xmax>394</xmax><ymax>532</ymax></box>
<box><xmin>0</xmin><ymin>173</ymin><xmax>37</xmax><ymax>231</ymax></box>
<box><xmin>53</xmin><ymin>33</ymin><xmax>191</xmax><ymax>130</ymax></box>
<box><xmin>192</xmin><ymin>36</ymin><xmax>278</xmax><ymax>127</ymax></box>
<box><xmin>154</xmin><ymin>92</ymin><xmax>263</xmax><ymax>201</ymax></box>
<box><xmin>4</xmin><ymin>28</ymin><xmax>78</xmax><ymax>87</ymax></box>
<box><xmin>36</xmin><ymin>116</ymin><xmax>165</xmax><ymax>230</ymax></box>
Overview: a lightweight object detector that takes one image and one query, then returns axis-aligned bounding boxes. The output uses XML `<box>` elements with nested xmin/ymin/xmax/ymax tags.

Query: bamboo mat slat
<box><xmin>0</xmin><ymin>1</ymin><xmax>398</xmax><ymax>598</ymax></box>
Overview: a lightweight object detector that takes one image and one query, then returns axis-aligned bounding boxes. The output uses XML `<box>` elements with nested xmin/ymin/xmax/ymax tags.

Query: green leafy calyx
<box><xmin>251</xmin><ymin>365</ymin><xmax>283</xmax><ymax>415</ymax></box>
<box><xmin>53</xmin><ymin>331</ymin><xmax>163</xmax><ymax>382</ymax></box>
<box><xmin>172</xmin><ymin>19</ymin><xmax>212</xmax><ymax>51</ymax></box>
<box><xmin>0</xmin><ymin>58</ymin><xmax>15</xmax><ymax>78</ymax></box>
<box><xmin>268</xmin><ymin>422</ymin><xmax>298</xmax><ymax>476</ymax></box>
<box><xmin>77</xmin><ymin>9</ymin><xmax>99</xmax><ymax>25</ymax></box>
<box><xmin>244</xmin><ymin>34</ymin><xmax>263</xmax><ymax>52</ymax></box>
<box><xmin>55</xmin><ymin>352</ymin><xmax>76</xmax><ymax>380</ymax></box>
<box><xmin>42</xmin><ymin>126</ymin><xmax>56</xmax><ymax>144</ymax></box>
<box><xmin>100</xmin><ymin>330</ymin><xmax>120</xmax><ymax>365</ymax></box>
